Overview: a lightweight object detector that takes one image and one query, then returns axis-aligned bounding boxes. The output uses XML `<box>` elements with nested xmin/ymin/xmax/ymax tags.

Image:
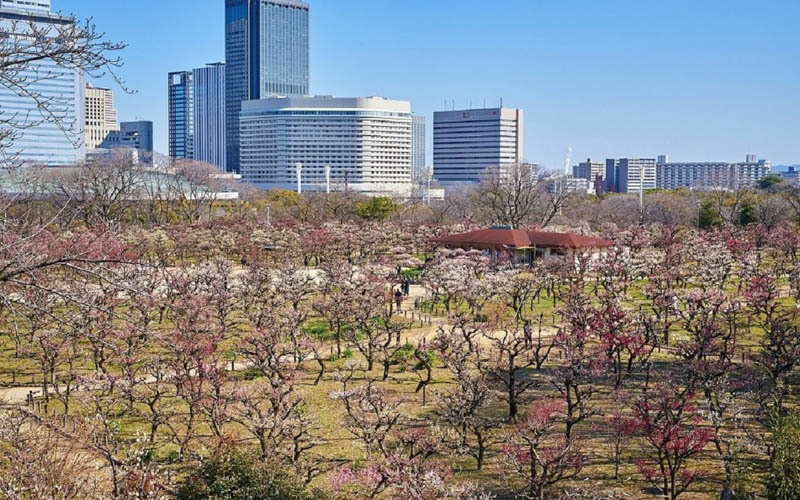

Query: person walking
<box><xmin>523</xmin><ymin>320</ymin><xmax>533</xmax><ymax>345</ymax></box>
<box><xmin>403</xmin><ymin>278</ymin><xmax>411</xmax><ymax>296</ymax></box>
<box><xmin>719</xmin><ymin>482</ymin><xmax>734</xmax><ymax>500</ymax></box>
<box><xmin>394</xmin><ymin>289</ymin><xmax>404</xmax><ymax>313</ymax></box>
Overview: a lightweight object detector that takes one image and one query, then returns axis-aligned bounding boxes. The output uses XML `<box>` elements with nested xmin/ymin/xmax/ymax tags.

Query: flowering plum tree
<box><xmin>628</xmin><ymin>382</ymin><xmax>713</xmax><ymax>500</ymax></box>
<box><xmin>501</xmin><ymin>399</ymin><xmax>583</xmax><ymax>500</ymax></box>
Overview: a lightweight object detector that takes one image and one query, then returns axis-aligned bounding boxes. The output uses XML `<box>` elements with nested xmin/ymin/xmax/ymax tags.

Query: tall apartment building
<box><xmin>85</xmin><ymin>84</ymin><xmax>119</xmax><ymax>151</ymax></box>
<box><xmin>0</xmin><ymin>0</ymin><xmax>85</xmax><ymax>166</ymax></box>
<box><xmin>605</xmin><ymin>158</ymin><xmax>657</xmax><ymax>194</ymax></box>
<box><xmin>656</xmin><ymin>156</ymin><xmax>771</xmax><ymax>190</ymax></box>
<box><xmin>433</xmin><ymin>107</ymin><xmax>524</xmax><ymax>186</ymax></box>
<box><xmin>411</xmin><ymin>115</ymin><xmax>426</xmax><ymax>182</ymax></box>
<box><xmin>193</xmin><ymin>63</ymin><xmax>226</xmax><ymax>170</ymax></box>
<box><xmin>240</xmin><ymin>96</ymin><xmax>412</xmax><ymax>195</ymax></box>
<box><xmin>225</xmin><ymin>0</ymin><xmax>310</xmax><ymax>173</ymax></box>
<box><xmin>572</xmin><ymin>158</ymin><xmax>604</xmax><ymax>183</ymax></box>
<box><xmin>168</xmin><ymin>71</ymin><xmax>194</xmax><ymax>161</ymax></box>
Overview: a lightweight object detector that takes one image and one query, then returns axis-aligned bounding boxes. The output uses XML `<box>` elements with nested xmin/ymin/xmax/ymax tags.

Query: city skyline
<box><xmin>63</xmin><ymin>0</ymin><xmax>799</xmax><ymax>169</ymax></box>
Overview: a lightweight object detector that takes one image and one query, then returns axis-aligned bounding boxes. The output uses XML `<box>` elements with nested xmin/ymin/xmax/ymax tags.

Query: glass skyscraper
<box><xmin>193</xmin><ymin>63</ymin><xmax>226</xmax><ymax>171</ymax></box>
<box><xmin>0</xmin><ymin>1</ymin><xmax>85</xmax><ymax>166</ymax></box>
<box><xmin>411</xmin><ymin>115</ymin><xmax>426</xmax><ymax>182</ymax></box>
<box><xmin>225</xmin><ymin>0</ymin><xmax>310</xmax><ymax>173</ymax></box>
<box><xmin>168</xmin><ymin>71</ymin><xmax>194</xmax><ymax>161</ymax></box>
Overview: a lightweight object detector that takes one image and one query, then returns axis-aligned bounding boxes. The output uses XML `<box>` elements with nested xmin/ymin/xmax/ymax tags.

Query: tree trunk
<box><xmin>314</xmin><ymin>358</ymin><xmax>325</xmax><ymax>385</ymax></box>
<box><xmin>382</xmin><ymin>360</ymin><xmax>390</xmax><ymax>381</ymax></box>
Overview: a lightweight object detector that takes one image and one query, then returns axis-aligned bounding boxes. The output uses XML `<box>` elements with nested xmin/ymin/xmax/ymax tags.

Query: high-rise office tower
<box><xmin>193</xmin><ymin>63</ymin><xmax>226</xmax><ymax>171</ymax></box>
<box><xmin>225</xmin><ymin>0</ymin><xmax>310</xmax><ymax>173</ymax></box>
<box><xmin>433</xmin><ymin>107</ymin><xmax>524</xmax><ymax>186</ymax></box>
<box><xmin>0</xmin><ymin>0</ymin><xmax>85</xmax><ymax>166</ymax></box>
<box><xmin>411</xmin><ymin>115</ymin><xmax>426</xmax><ymax>182</ymax></box>
<box><xmin>168</xmin><ymin>71</ymin><xmax>194</xmax><ymax>161</ymax></box>
<box><xmin>85</xmin><ymin>84</ymin><xmax>120</xmax><ymax>151</ymax></box>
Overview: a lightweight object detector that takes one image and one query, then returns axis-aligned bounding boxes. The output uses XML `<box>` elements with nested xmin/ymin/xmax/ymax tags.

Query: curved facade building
<box><xmin>240</xmin><ymin>96</ymin><xmax>413</xmax><ymax>195</ymax></box>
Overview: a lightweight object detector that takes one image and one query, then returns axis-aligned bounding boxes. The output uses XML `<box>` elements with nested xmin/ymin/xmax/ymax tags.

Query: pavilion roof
<box><xmin>433</xmin><ymin>228</ymin><xmax>613</xmax><ymax>250</ymax></box>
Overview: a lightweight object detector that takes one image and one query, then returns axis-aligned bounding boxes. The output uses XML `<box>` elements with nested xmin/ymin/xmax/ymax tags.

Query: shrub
<box><xmin>399</xmin><ymin>268</ymin><xmax>422</xmax><ymax>281</ymax></box>
<box><xmin>341</xmin><ymin>348</ymin><xmax>354</xmax><ymax>359</ymax></box>
<box><xmin>238</xmin><ymin>367</ymin><xmax>262</xmax><ymax>381</ymax></box>
<box><xmin>391</xmin><ymin>342</ymin><xmax>416</xmax><ymax>367</ymax></box>
<box><xmin>303</xmin><ymin>320</ymin><xmax>331</xmax><ymax>341</ymax></box>
<box><xmin>767</xmin><ymin>412</ymin><xmax>800</xmax><ymax>500</ymax></box>
<box><xmin>730</xmin><ymin>456</ymin><xmax>757</xmax><ymax>500</ymax></box>
<box><xmin>175</xmin><ymin>445</ymin><xmax>314</xmax><ymax>500</ymax></box>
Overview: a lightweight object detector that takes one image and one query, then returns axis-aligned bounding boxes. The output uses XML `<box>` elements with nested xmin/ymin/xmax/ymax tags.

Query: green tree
<box><xmin>736</xmin><ymin>198</ymin><xmax>758</xmax><ymax>226</ymax></box>
<box><xmin>354</xmin><ymin>196</ymin><xmax>399</xmax><ymax>221</ymax></box>
<box><xmin>767</xmin><ymin>412</ymin><xmax>800</xmax><ymax>500</ymax></box>
<box><xmin>175</xmin><ymin>446</ymin><xmax>314</xmax><ymax>500</ymax></box>
<box><xmin>758</xmin><ymin>174</ymin><xmax>783</xmax><ymax>190</ymax></box>
<box><xmin>698</xmin><ymin>200</ymin><xmax>723</xmax><ymax>229</ymax></box>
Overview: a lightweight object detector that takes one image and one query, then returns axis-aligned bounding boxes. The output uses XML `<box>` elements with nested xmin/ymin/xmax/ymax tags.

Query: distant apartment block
<box><xmin>573</xmin><ymin>158</ymin><xmax>604</xmax><ymax>184</ymax></box>
<box><xmin>433</xmin><ymin>107</ymin><xmax>524</xmax><ymax>186</ymax></box>
<box><xmin>193</xmin><ymin>63</ymin><xmax>226</xmax><ymax>170</ymax></box>
<box><xmin>781</xmin><ymin>167</ymin><xmax>800</xmax><ymax>186</ymax></box>
<box><xmin>85</xmin><ymin>84</ymin><xmax>119</xmax><ymax>151</ymax></box>
<box><xmin>550</xmin><ymin>175</ymin><xmax>591</xmax><ymax>194</ymax></box>
<box><xmin>240</xmin><ymin>96</ymin><xmax>412</xmax><ymax>195</ymax></box>
<box><xmin>656</xmin><ymin>155</ymin><xmax>771</xmax><ymax>190</ymax></box>
<box><xmin>412</xmin><ymin>115</ymin><xmax>426</xmax><ymax>182</ymax></box>
<box><xmin>168</xmin><ymin>71</ymin><xmax>194</xmax><ymax>160</ymax></box>
<box><xmin>605</xmin><ymin>158</ymin><xmax>657</xmax><ymax>193</ymax></box>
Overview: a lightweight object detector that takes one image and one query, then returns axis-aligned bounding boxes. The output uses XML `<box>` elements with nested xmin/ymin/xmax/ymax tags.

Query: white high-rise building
<box><xmin>240</xmin><ymin>96</ymin><xmax>413</xmax><ymax>195</ymax></box>
<box><xmin>433</xmin><ymin>107</ymin><xmax>524</xmax><ymax>186</ymax></box>
<box><xmin>0</xmin><ymin>0</ymin><xmax>50</xmax><ymax>13</ymax></box>
<box><xmin>656</xmin><ymin>155</ymin><xmax>771</xmax><ymax>190</ymax></box>
<box><xmin>0</xmin><ymin>1</ymin><xmax>85</xmax><ymax>166</ymax></box>
<box><xmin>85</xmin><ymin>84</ymin><xmax>119</xmax><ymax>151</ymax></box>
<box><xmin>193</xmin><ymin>63</ymin><xmax>226</xmax><ymax>170</ymax></box>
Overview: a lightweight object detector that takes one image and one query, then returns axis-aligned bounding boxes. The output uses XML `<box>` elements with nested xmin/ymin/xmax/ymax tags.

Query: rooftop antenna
<box><xmin>500</xmin><ymin>97</ymin><xmax>503</xmax><ymax>108</ymax></box>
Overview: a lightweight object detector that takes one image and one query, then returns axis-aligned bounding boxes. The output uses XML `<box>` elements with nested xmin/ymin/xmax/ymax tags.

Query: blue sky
<box><xmin>62</xmin><ymin>0</ymin><xmax>800</xmax><ymax>169</ymax></box>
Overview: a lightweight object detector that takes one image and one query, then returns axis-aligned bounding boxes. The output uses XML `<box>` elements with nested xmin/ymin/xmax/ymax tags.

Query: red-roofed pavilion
<box><xmin>432</xmin><ymin>227</ymin><xmax>613</xmax><ymax>264</ymax></box>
